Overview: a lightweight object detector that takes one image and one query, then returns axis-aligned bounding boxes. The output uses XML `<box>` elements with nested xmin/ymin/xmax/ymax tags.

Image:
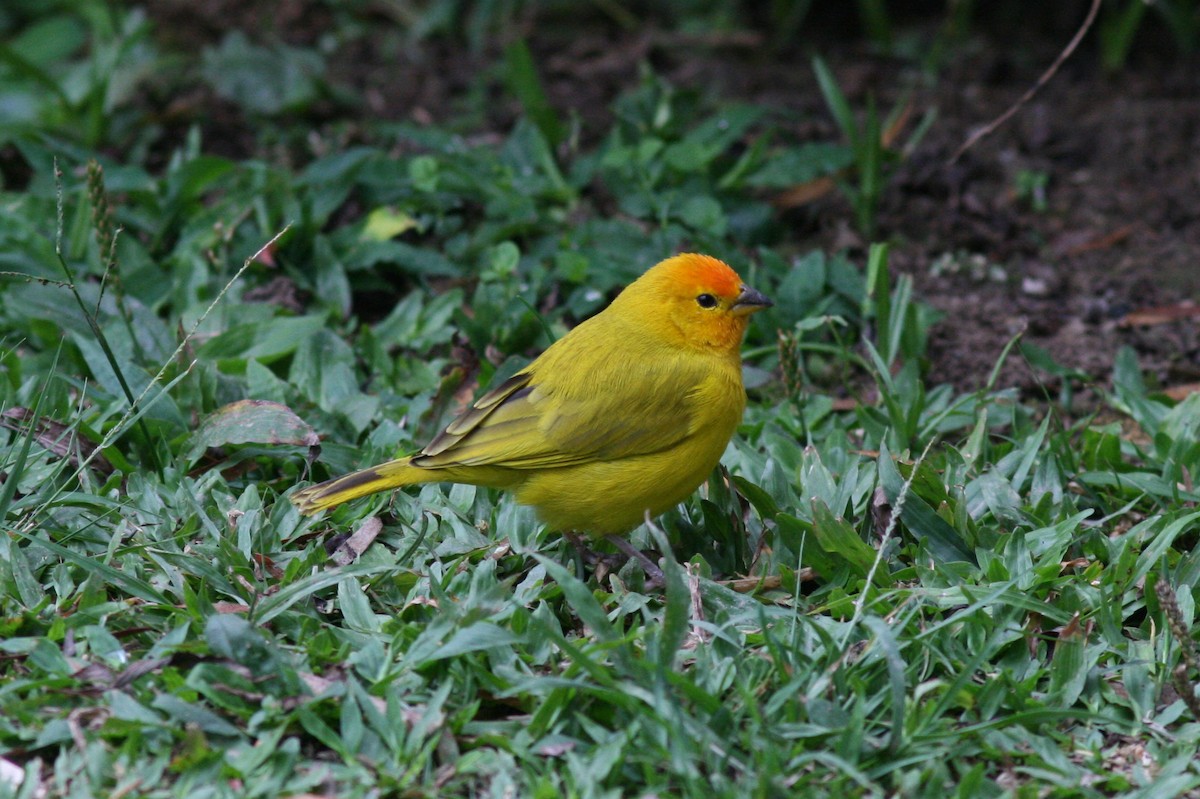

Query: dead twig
<box><xmin>949</xmin><ymin>0</ymin><xmax>1101</xmax><ymax>164</ymax></box>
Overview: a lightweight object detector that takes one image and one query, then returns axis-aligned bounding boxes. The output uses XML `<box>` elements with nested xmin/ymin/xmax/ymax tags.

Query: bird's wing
<box><xmin>412</xmin><ymin>355</ymin><xmax>711</xmax><ymax>470</ymax></box>
<box><xmin>418</xmin><ymin>371</ymin><xmax>538</xmax><ymax>459</ymax></box>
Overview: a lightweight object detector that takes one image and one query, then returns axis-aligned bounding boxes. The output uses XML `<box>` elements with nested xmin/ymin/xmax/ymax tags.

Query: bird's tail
<box><xmin>290</xmin><ymin>457</ymin><xmax>428</xmax><ymax>515</ymax></box>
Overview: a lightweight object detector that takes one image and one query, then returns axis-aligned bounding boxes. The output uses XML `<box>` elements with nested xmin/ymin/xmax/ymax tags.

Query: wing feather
<box><xmin>420</xmin><ymin>372</ymin><xmax>534</xmax><ymax>457</ymax></box>
<box><xmin>412</xmin><ymin>349</ymin><xmax>711</xmax><ymax>470</ymax></box>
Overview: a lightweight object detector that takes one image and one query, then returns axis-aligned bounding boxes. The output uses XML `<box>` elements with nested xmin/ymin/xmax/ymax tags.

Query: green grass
<box><xmin>3</xmin><ymin>4</ymin><xmax>1200</xmax><ymax>798</ymax></box>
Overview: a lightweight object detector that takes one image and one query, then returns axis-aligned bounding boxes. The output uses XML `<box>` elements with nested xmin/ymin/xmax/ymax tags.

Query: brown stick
<box><xmin>948</xmin><ymin>0</ymin><xmax>1102</xmax><ymax>164</ymax></box>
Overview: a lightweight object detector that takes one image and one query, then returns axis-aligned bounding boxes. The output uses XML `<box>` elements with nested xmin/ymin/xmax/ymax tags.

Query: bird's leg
<box><xmin>563</xmin><ymin>531</ymin><xmax>665</xmax><ymax>588</ymax></box>
<box><xmin>562</xmin><ymin>531</ymin><xmax>623</xmax><ymax>570</ymax></box>
<box><xmin>610</xmin><ymin>536</ymin><xmax>665</xmax><ymax>584</ymax></box>
<box><xmin>562</xmin><ymin>530</ymin><xmax>591</xmax><ymax>570</ymax></box>
<box><xmin>562</xmin><ymin>530</ymin><xmax>587</xmax><ymax>581</ymax></box>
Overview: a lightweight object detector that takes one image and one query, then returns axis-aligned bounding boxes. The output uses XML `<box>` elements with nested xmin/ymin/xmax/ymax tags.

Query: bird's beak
<box><xmin>731</xmin><ymin>284</ymin><xmax>773</xmax><ymax>315</ymax></box>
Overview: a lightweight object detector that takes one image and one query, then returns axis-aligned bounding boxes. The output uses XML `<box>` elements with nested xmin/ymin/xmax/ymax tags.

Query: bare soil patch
<box><xmin>148</xmin><ymin>3</ymin><xmax>1200</xmax><ymax>399</ymax></box>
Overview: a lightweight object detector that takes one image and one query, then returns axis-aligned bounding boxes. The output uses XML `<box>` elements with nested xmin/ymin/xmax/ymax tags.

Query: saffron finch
<box><xmin>291</xmin><ymin>253</ymin><xmax>772</xmax><ymax>545</ymax></box>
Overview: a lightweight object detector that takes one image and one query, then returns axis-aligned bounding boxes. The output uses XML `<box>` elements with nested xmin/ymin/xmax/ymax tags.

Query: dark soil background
<box><xmin>148</xmin><ymin>0</ymin><xmax>1200</xmax><ymax>402</ymax></box>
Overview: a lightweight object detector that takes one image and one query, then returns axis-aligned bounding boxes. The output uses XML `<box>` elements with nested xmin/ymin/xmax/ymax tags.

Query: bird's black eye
<box><xmin>696</xmin><ymin>293</ymin><xmax>718</xmax><ymax>309</ymax></box>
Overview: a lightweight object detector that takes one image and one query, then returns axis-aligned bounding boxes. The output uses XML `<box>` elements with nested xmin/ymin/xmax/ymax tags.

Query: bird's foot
<box><xmin>564</xmin><ymin>534</ymin><xmax>626</xmax><ymax>570</ymax></box>
<box><xmin>563</xmin><ymin>532</ymin><xmax>665</xmax><ymax>589</ymax></box>
<box><xmin>610</xmin><ymin>536</ymin><xmax>665</xmax><ymax>589</ymax></box>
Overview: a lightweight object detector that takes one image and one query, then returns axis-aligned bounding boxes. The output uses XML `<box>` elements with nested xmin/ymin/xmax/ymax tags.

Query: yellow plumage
<box><xmin>290</xmin><ymin>253</ymin><xmax>772</xmax><ymax>536</ymax></box>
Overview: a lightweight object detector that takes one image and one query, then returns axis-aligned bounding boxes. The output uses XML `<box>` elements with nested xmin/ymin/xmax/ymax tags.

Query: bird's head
<box><xmin>618</xmin><ymin>253</ymin><xmax>772</xmax><ymax>354</ymax></box>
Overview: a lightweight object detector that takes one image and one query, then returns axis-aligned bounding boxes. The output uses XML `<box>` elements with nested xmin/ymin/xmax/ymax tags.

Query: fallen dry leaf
<box><xmin>771</xmin><ymin>99</ymin><xmax>915</xmax><ymax>211</ymax></box>
<box><xmin>770</xmin><ymin>175</ymin><xmax>838</xmax><ymax>210</ymax></box>
<box><xmin>0</xmin><ymin>407</ymin><xmax>113</xmax><ymax>476</ymax></box>
<box><xmin>1162</xmin><ymin>383</ymin><xmax>1200</xmax><ymax>402</ymax></box>
<box><xmin>1118</xmin><ymin>300</ymin><xmax>1200</xmax><ymax>327</ymax></box>
<box><xmin>1055</xmin><ymin>223</ymin><xmax>1136</xmax><ymax>257</ymax></box>
<box><xmin>329</xmin><ymin>516</ymin><xmax>383</xmax><ymax>566</ymax></box>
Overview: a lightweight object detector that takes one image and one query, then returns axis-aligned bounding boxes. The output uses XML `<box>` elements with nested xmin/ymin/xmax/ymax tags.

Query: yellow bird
<box><xmin>291</xmin><ymin>253</ymin><xmax>771</xmax><ymax>567</ymax></box>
